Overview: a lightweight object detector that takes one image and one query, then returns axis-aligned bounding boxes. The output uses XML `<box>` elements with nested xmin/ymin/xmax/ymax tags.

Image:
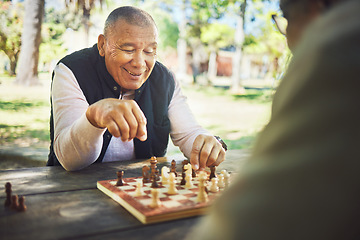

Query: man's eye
<box><xmin>144</xmin><ymin>50</ymin><xmax>156</xmax><ymax>56</ymax></box>
<box><xmin>121</xmin><ymin>49</ymin><xmax>135</xmax><ymax>53</ymax></box>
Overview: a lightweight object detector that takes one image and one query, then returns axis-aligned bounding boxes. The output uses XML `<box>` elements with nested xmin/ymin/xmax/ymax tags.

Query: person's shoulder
<box><xmin>152</xmin><ymin>61</ymin><xmax>174</xmax><ymax>79</ymax></box>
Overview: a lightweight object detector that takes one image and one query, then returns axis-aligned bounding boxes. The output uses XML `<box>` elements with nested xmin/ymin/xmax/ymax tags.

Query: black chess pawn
<box><xmin>18</xmin><ymin>196</ymin><xmax>27</xmax><ymax>212</ymax></box>
<box><xmin>151</xmin><ymin>175</ymin><xmax>159</xmax><ymax>188</ymax></box>
<box><xmin>180</xmin><ymin>172</ymin><xmax>186</xmax><ymax>185</ymax></box>
<box><xmin>4</xmin><ymin>182</ymin><xmax>12</xmax><ymax>207</ymax></box>
<box><xmin>116</xmin><ymin>171</ymin><xmax>124</xmax><ymax>186</ymax></box>
<box><xmin>10</xmin><ymin>195</ymin><xmax>19</xmax><ymax>210</ymax></box>
<box><xmin>170</xmin><ymin>160</ymin><xmax>177</xmax><ymax>177</ymax></box>
<box><xmin>209</xmin><ymin>166</ymin><xmax>217</xmax><ymax>180</ymax></box>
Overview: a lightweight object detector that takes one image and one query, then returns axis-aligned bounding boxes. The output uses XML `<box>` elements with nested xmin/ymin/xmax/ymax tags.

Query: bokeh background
<box><xmin>0</xmin><ymin>0</ymin><xmax>288</xmax><ymax>169</ymax></box>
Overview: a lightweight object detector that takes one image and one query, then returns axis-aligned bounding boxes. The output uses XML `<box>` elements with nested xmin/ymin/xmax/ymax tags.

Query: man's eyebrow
<box><xmin>118</xmin><ymin>42</ymin><xmax>158</xmax><ymax>48</ymax></box>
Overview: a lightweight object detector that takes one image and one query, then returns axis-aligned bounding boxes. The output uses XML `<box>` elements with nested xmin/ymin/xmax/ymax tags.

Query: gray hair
<box><xmin>104</xmin><ymin>6</ymin><xmax>157</xmax><ymax>37</ymax></box>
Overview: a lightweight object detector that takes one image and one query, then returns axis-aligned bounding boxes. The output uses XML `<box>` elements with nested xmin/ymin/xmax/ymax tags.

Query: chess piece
<box><xmin>180</xmin><ymin>172</ymin><xmax>186</xmax><ymax>185</ymax></box>
<box><xmin>182</xmin><ymin>160</ymin><xmax>189</xmax><ymax>173</ymax></box>
<box><xmin>151</xmin><ymin>175</ymin><xmax>159</xmax><ymax>188</ymax></box>
<box><xmin>18</xmin><ymin>196</ymin><xmax>27</xmax><ymax>212</ymax></box>
<box><xmin>197</xmin><ymin>171</ymin><xmax>208</xmax><ymax>203</ymax></box>
<box><xmin>134</xmin><ymin>180</ymin><xmax>144</xmax><ymax>197</ymax></box>
<box><xmin>170</xmin><ymin>160</ymin><xmax>177</xmax><ymax>177</ymax></box>
<box><xmin>221</xmin><ymin>170</ymin><xmax>230</xmax><ymax>188</ymax></box>
<box><xmin>209</xmin><ymin>166</ymin><xmax>217</xmax><ymax>180</ymax></box>
<box><xmin>167</xmin><ymin>172</ymin><xmax>178</xmax><ymax>195</ymax></box>
<box><xmin>155</xmin><ymin>169</ymin><xmax>160</xmax><ymax>181</ymax></box>
<box><xmin>116</xmin><ymin>171</ymin><xmax>124</xmax><ymax>186</ymax></box>
<box><xmin>192</xmin><ymin>168</ymin><xmax>197</xmax><ymax>178</ymax></box>
<box><xmin>217</xmin><ymin>173</ymin><xmax>225</xmax><ymax>188</ymax></box>
<box><xmin>142</xmin><ymin>165</ymin><xmax>150</xmax><ymax>183</ymax></box>
<box><xmin>185</xmin><ymin>173</ymin><xmax>194</xmax><ymax>188</ymax></box>
<box><xmin>4</xmin><ymin>182</ymin><xmax>12</xmax><ymax>207</ymax></box>
<box><xmin>10</xmin><ymin>195</ymin><xmax>19</xmax><ymax>210</ymax></box>
<box><xmin>150</xmin><ymin>156</ymin><xmax>158</xmax><ymax>180</ymax></box>
<box><xmin>184</xmin><ymin>163</ymin><xmax>192</xmax><ymax>177</ymax></box>
<box><xmin>209</xmin><ymin>178</ymin><xmax>219</xmax><ymax>193</ymax></box>
<box><xmin>149</xmin><ymin>188</ymin><xmax>162</xmax><ymax>208</ymax></box>
<box><xmin>161</xmin><ymin>166</ymin><xmax>170</xmax><ymax>185</ymax></box>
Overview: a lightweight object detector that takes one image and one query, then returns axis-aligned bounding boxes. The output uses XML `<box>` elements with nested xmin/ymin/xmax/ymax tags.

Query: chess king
<box><xmin>47</xmin><ymin>6</ymin><xmax>227</xmax><ymax>171</ymax></box>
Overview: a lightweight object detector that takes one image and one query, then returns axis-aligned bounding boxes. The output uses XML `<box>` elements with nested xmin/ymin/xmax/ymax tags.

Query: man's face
<box><xmin>98</xmin><ymin>19</ymin><xmax>158</xmax><ymax>91</ymax></box>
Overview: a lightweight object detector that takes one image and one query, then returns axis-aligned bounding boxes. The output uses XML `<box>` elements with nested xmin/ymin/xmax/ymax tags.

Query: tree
<box><xmin>0</xmin><ymin>2</ymin><xmax>23</xmax><ymax>75</ymax></box>
<box><xmin>201</xmin><ymin>22</ymin><xmax>234</xmax><ymax>81</ymax></box>
<box><xmin>187</xmin><ymin>0</ymin><xmax>230</xmax><ymax>84</ymax></box>
<box><xmin>65</xmin><ymin>0</ymin><xmax>104</xmax><ymax>47</ymax></box>
<box><xmin>231</xmin><ymin>0</ymin><xmax>247</xmax><ymax>94</ymax></box>
<box><xmin>15</xmin><ymin>0</ymin><xmax>45</xmax><ymax>86</ymax></box>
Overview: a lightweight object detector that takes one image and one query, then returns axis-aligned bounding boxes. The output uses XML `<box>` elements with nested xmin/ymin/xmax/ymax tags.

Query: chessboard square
<box><xmin>119</xmin><ymin>185</ymin><xmax>135</xmax><ymax>190</ymax></box>
<box><xmin>162</xmin><ymin>200</ymin><xmax>182</xmax><ymax>208</ymax></box>
<box><xmin>168</xmin><ymin>194</ymin><xmax>188</xmax><ymax>201</ymax></box>
<box><xmin>184</xmin><ymin>193</ymin><xmax>197</xmax><ymax>198</ymax></box>
<box><xmin>110</xmin><ymin>181</ymin><xmax>117</xmax><ymax>185</ymax></box>
<box><xmin>178</xmin><ymin>199</ymin><xmax>196</xmax><ymax>206</ymax></box>
<box><xmin>138</xmin><ymin>198</ymin><xmax>153</xmax><ymax>206</ymax></box>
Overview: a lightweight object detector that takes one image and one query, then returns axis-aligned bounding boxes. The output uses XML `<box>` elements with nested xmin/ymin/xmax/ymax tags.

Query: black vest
<box><xmin>47</xmin><ymin>44</ymin><xmax>175</xmax><ymax>166</ymax></box>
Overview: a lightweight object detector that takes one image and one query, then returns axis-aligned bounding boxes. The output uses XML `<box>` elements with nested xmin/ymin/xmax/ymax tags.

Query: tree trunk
<box><xmin>231</xmin><ymin>0</ymin><xmax>246</xmax><ymax>94</ymax></box>
<box><xmin>207</xmin><ymin>50</ymin><xmax>217</xmax><ymax>84</ymax></box>
<box><xmin>15</xmin><ymin>0</ymin><xmax>44</xmax><ymax>86</ymax></box>
<box><xmin>82</xmin><ymin>5</ymin><xmax>91</xmax><ymax>47</ymax></box>
<box><xmin>176</xmin><ymin>0</ymin><xmax>187</xmax><ymax>81</ymax></box>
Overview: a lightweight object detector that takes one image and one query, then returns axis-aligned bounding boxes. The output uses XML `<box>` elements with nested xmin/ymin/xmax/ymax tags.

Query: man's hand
<box><xmin>86</xmin><ymin>98</ymin><xmax>147</xmax><ymax>142</ymax></box>
<box><xmin>190</xmin><ymin>134</ymin><xmax>226</xmax><ymax>171</ymax></box>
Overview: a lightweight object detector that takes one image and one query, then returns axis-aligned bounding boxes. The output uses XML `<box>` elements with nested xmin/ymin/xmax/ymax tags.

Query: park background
<box><xmin>0</xmin><ymin>0</ymin><xmax>289</xmax><ymax>169</ymax></box>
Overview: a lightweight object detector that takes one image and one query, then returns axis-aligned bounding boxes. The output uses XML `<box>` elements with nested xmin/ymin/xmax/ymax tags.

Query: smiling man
<box><xmin>47</xmin><ymin>6</ymin><xmax>227</xmax><ymax>171</ymax></box>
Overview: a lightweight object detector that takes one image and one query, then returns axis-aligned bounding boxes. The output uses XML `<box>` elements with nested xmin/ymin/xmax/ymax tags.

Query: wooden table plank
<box><xmin>0</xmin><ymin>189</ymin><xmax>142</xmax><ymax>240</ymax></box>
<box><xmin>63</xmin><ymin>216</ymin><xmax>201</xmax><ymax>240</ymax></box>
<box><xmin>0</xmin><ymin>157</ymin><xmax>183</xmax><ymax>198</ymax></box>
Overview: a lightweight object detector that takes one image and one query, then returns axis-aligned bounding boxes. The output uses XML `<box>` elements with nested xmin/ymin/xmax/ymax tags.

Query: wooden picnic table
<box><xmin>0</xmin><ymin>154</ymin><xmax>246</xmax><ymax>240</ymax></box>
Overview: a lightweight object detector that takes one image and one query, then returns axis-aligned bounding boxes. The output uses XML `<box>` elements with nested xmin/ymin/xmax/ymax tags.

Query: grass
<box><xmin>0</xmin><ymin>73</ymin><xmax>51</xmax><ymax>148</ymax></box>
<box><xmin>0</xmin><ymin>72</ymin><xmax>273</xmax><ymax>163</ymax></box>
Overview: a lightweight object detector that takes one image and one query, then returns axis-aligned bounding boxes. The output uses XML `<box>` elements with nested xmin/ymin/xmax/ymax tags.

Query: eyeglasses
<box><xmin>271</xmin><ymin>14</ymin><xmax>288</xmax><ymax>36</ymax></box>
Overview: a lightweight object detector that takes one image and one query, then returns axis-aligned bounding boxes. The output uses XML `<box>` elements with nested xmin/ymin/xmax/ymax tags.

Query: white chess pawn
<box><xmin>161</xmin><ymin>166</ymin><xmax>170</xmax><ymax>185</ymax></box>
<box><xmin>196</xmin><ymin>171</ymin><xmax>208</xmax><ymax>203</ymax></box>
<box><xmin>185</xmin><ymin>173</ymin><xmax>194</xmax><ymax>188</ymax></box>
<box><xmin>217</xmin><ymin>173</ymin><xmax>225</xmax><ymax>188</ymax></box>
<box><xmin>134</xmin><ymin>180</ymin><xmax>144</xmax><ymax>197</ymax></box>
<box><xmin>209</xmin><ymin>178</ymin><xmax>219</xmax><ymax>193</ymax></box>
<box><xmin>221</xmin><ymin>170</ymin><xmax>230</xmax><ymax>188</ymax></box>
<box><xmin>149</xmin><ymin>188</ymin><xmax>162</xmax><ymax>208</ymax></box>
<box><xmin>167</xmin><ymin>172</ymin><xmax>178</xmax><ymax>195</ymax></box>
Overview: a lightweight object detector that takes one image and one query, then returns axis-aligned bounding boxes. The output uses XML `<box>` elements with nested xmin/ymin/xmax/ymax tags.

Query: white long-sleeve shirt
<box><xmin>52</xmin><ymin>63</ymin><xmax>209</xmax><ymax>171</ymax></box>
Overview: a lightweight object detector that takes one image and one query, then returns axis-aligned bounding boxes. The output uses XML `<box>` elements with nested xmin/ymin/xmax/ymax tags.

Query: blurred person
<box><xmin>188</xmin><ymin>0</ymin><xmax>360</xmax><ymax>239</ymax></box>
<box><xmin>47</xmin><ymin>6</ymin><xmax>227</xmax><ymax>171</ymax></box>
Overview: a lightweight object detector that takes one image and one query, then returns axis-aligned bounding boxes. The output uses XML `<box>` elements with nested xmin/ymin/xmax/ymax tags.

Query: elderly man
<box><xmin>188</xmin><ymin>0</ymin><xmax>360</xmax><ymax>239</ymax></box>
<box><xmin>47</xmin><ymin>6</ymin><xmax>226</xmax><ymax>171</ymax></box>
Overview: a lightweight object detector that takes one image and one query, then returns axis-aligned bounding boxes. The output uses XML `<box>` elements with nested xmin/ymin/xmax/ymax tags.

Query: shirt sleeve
<box><xmin>52</xmin><ymin>63</ymin><xmax>106</xmax><ymax>171</ymax></box>
<box><xmin>168</xmin><ymin>77</ymin><xmax>210</xmax><ymax>158</ymax></box>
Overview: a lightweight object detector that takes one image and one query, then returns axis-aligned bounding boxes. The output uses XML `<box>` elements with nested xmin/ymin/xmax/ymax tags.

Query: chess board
<box><xmin>97</xmin><ymin>174</ymin><xmax>227</xmax><ymax>224</ymax></box>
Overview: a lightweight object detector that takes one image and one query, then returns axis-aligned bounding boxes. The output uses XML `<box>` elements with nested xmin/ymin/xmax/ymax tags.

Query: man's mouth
<box><xmin>124</xmin><ymin>68</ymin><xmax>143</xmax><ymax>76</ymax></box>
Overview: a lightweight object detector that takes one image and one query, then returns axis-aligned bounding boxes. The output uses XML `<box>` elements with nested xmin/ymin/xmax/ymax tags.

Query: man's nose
<box><xmin>131</xmin><ymin>51</ymin><xmax>146</xmax><ymax>68</ymax></box>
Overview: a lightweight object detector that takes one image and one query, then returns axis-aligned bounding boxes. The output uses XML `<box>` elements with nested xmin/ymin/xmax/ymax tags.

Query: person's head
<box><xmin>280</xmin><ymin>0</ymin><xmax>346</xmax><ymax>50</ymax></box>
<box><xmin>97</xmin><ymin>6</ymin><xmax>158</xmax><ymax>91</ymax></box>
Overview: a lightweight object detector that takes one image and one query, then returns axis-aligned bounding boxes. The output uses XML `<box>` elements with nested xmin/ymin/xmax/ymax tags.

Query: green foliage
<box><xmin>191</xmin><ymin>0</ymin><xmax>230</xmax><ymax>22</ymax></box>
<box><xmin>40</xmin><ymin>7</ymin><xmax>83</xmax><ymax>69</ymax></box>
<box><xmin>200</xmin><ymin>22</ymin><xmax>234</xmax><ymax>49</ymax></box>
<box><xmin>0</xmin><ymin>2</ymin><xmax>24</xmax><ymax>75</ymax></box>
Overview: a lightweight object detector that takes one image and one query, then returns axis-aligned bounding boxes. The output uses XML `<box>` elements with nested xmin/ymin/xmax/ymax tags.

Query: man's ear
<box><xmin>98</xmin><ymin>34</ymin><xmax>106</xmax><ymax>57</ymax></box>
